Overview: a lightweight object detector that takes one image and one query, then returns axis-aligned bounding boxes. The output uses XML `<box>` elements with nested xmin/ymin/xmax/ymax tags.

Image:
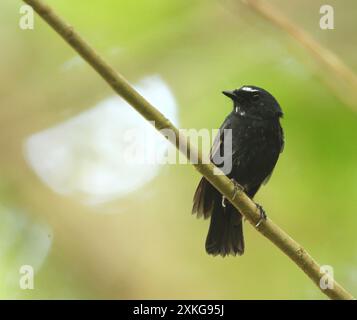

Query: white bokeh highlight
<box><xmin>24</xmin><ymin>76</ymin><xmax>179</xmax><ymax>205</ymax></box>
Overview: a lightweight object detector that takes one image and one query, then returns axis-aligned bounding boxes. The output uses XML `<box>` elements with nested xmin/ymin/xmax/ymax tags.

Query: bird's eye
<box><xmin>252</xmin><ymin>94</ymin><xmax>259</xmax><ymax>101</ymax></box>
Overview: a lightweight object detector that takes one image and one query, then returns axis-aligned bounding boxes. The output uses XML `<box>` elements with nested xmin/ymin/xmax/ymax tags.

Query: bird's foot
<box><xmin>221</xmin><ymin>179</ymin><xmax>244</xmax><ymax>208</ymax></box>
<box><xmin>231</xmin><ymin>179</ymin><xmax>244</xmax><ymax>200</ymax></box>
<box><xmin>221</xmin><ymin>196</ymin><xmax>227</xmax><ymax>208</ymax></box>
<box><xmin>255</xmin><ymin>203</ymin><xmax>267</xmax><ymax>228</ymax></box>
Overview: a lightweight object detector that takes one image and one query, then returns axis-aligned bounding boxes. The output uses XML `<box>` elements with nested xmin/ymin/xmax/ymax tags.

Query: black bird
<box><xmin>192</xmin><ymin>85</ymin><xmax>284</xmax><ymax>256</ymax></box>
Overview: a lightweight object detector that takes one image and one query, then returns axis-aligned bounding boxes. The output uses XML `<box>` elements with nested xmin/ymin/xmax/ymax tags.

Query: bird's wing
<box><xmin>279</xmin><ymin>124</ymin><xmax>285</xmax><ymax>153</ymax></box>
<box><xmin>192</xmin><ymin>117</ymin><xmax>232</xmax><ymax>219</ymax></box>
<box><xmin>210</xmin><ymin>117</ymin><xmax>231</xmax><ymax>165</ymax></box>
<box><xmin>263</xmin><ymin>124</ymin><xmax>285</xmax><ymax>185</ymax></box>
<box><xmin>262</xmin><ymin>171</ymin><xmax>273</xmax><ymax>185</ymax></box>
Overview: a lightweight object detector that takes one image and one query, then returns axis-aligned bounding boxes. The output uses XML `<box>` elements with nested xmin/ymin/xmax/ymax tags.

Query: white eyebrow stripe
<box><xmin>241</xmin><ymin>86</ymin><xmax>259</xmax><ymax>92</ymax></box>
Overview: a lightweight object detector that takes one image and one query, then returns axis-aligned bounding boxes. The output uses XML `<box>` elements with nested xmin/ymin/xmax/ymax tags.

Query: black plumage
<box><xmin>192</xmin><ymin>85</ymin><xmax>284</xmax><ymax>256</ymax></box>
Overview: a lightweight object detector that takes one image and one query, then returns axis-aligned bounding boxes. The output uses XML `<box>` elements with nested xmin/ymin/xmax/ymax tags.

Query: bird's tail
<box><xmin>205</xmin><ymin>201</ymin><xmax>244</xmax><ymax>256</ymax></box>
<box><xmin>193</xmin><ymin>177</ymin><xmax>244</xmax><ymax>256</ymax></box>
<box><xmin>192</xmin><ymin>177</ymin><xmax>217</xmax><ymax>219</ymax></box>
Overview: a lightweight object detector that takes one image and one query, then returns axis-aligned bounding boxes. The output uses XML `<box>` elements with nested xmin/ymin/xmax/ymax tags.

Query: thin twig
<box><xmin>22</xmin><ymin>0</ymin><xmax>354</xmax><ymax>300</ymax></box>
<box><xmin>243</xmin><ymin>0</ymin><xmax>357</xmax><ymax>111</ymax></box>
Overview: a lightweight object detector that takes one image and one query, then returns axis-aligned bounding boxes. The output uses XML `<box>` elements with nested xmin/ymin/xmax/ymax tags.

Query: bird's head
<box><xmin>222</xmin><ymin>85</ymin><xmax>283</xmax><ymax>120</ymax></box>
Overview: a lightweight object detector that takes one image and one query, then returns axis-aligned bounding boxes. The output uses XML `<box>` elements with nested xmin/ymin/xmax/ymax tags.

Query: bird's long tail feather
<box><xmin>193</xmin><ymin>177</ymin><xmax>245</xmax><ymax>256</ymax></box>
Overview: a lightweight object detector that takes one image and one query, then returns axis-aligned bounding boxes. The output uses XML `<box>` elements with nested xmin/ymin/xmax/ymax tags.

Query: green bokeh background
<box><xmin>0</xmin><ymin>0</ymin><xmax>356</xmax><ymax>299</ymax></box>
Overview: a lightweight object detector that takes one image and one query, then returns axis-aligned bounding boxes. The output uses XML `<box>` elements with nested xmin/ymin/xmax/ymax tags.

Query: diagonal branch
<box><xmin>243</xmin><ymin>0</ymin><xmax>357</xmax><ymax>112</ymax></box>
<box><xmin>22</xmin><ymin>0</ymin><xmax>354</xmax><ymax>300</ymax></box>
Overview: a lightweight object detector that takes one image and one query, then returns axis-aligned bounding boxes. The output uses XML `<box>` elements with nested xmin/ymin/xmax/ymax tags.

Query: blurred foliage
<box><xmin>0</xmin><ymin>0</ymin><xmax>356</xmax><ymax>299</ymax></box>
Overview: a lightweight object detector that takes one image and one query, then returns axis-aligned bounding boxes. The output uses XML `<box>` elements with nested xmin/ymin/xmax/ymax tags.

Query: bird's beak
<box><xmin>222</xmin><ymin>90</ymin><xmax>236</xmax><ymax>100</ymax></box>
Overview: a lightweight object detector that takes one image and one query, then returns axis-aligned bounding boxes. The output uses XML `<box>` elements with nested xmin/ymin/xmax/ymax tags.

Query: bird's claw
<box><xmin>222</xmin><ymin>179</ymin><xmax>244</xmax><ymax>208</ymax></box>
<box><xmin>231</xmin><ymin>179</ymin><xmax>244</xmax><ymax>200</ymax></box>
<box><xmin>255</xmin><ymin>203</ymin><xmax>267</xmax><ymax>228</ymax></box>
<box><xmin>221</xmin><ymin>196</ymin><xmax>226</xmax><ymax>208</ymax></box>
